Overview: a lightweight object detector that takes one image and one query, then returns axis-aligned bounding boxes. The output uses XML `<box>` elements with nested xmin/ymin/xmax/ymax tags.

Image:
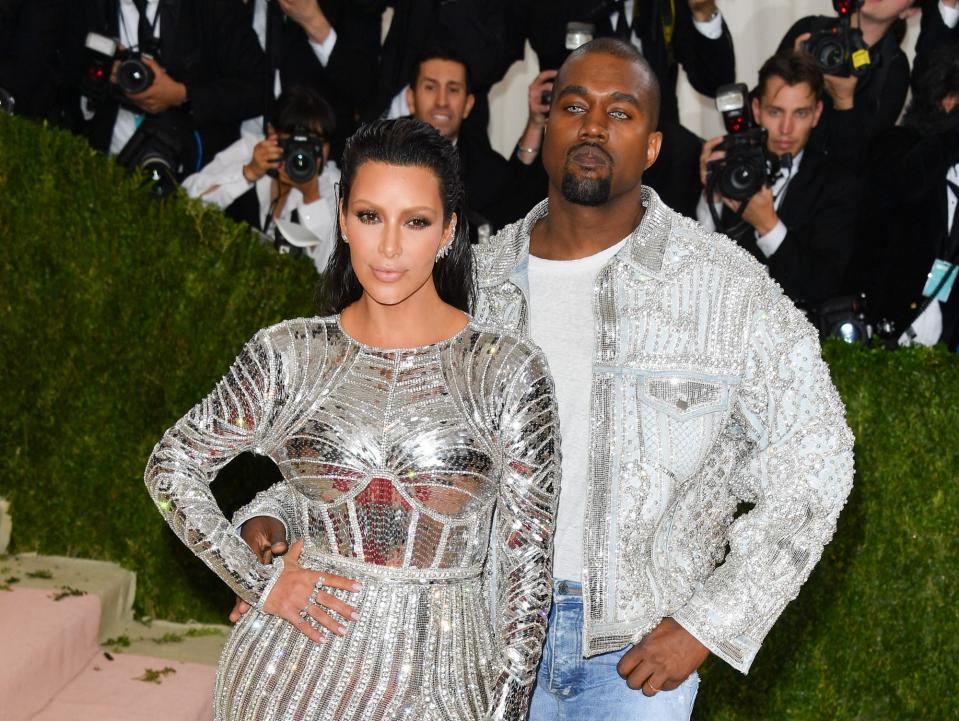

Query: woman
<box><xmin>144</xmin><ymin>118</ymin><xmax>559</xmax><ymax>721</ymax></box>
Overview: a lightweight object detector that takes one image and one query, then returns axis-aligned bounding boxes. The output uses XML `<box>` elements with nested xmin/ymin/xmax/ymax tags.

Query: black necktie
<box><xmin>131</xmin><ymin>0</ymin><xmax>154</xmax><ymax>47</ymax></box>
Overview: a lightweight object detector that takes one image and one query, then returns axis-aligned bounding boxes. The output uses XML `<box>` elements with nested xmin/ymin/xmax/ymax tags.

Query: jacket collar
<box><xmin>478</xmin><ymin>185</ymin><xmax>673</xmax><ymax>289</ymax></box>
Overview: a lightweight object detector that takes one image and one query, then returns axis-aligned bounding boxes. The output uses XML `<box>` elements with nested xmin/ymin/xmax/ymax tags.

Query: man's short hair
<box><xmin>270</xmin><ymin>85</ymin><xmax>336</xmax><ymax>139</ymax></box>
<box><xmin>409</xmin><ymin>48</ymin><xmax>473</xmax><ymax>94</ymax></box>
<box><xmin>561</xmin><ymin>37</ymin><xmax>661</xmax><ymax>129</ymax></box>
<box><xmin>757</xmin><ymin>51</ymin><xmax>825</xmax><ymax>102</ymax></box>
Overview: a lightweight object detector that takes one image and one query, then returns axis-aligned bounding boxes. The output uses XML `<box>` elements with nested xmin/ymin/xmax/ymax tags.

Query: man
<box><xmin>234</xmin><ymin>38</ymin><xmax>855</xmax><ymax>721</ymax></box>
<box><xmin>405</xmin><ymin>48</ymin><xmax>541</xmax><ymax>235</ymax></box>
<box><xmin>779</xmin><ymin>0</ymin><xmax>918</xmax><ymax>164</ymax></box>
<box><xmin>69</xmin><ymin>0</ymin><xmax>266</xmax><ymax>174</ymax></box>
<box><xmin>849</xmin><ymin>44</ymin><xmax>959</xmax><ymax>349</ymax></box>
<box><xmin>697</xmin><ymin>51</ymin><xmax>861</xmax><ymax>310</ymax></box>
<box><xmin>238</xmin><ymin>0</ymin><xmax>381</xmax><ymax>156</ymax></box>
<box><xmin>182</xmin><ymin>86</ymin><xmax>339</xmax><ymax>275</ymax></box>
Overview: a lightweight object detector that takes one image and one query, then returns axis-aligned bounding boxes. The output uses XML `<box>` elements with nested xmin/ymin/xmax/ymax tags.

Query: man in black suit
<box><xmin>697</xmin><ymin>51</ymin><xmax>860</xmax><ymax>310</ymax></box>
<box><xmin>68</xmin><ymin>0</ymin><xmax>266</xmax><ymax>176</ymax></box>
<box><xmin>504</xmin><ymin>0</ymin><xmax>735</xmax><ymax>127</ymax></box>
<box><xmin>237</xmin><ymin>0</ymin><xmax>381</xmax><ymax>157</ymax></box>
<box><xmin>778</xmin><ymin>0</ymin><xmax>919</xmax><ymax>166</ymax></box>
<box><xmin>405</xmin><ymin>48</ymin><xmax>540</xmax><ymax>237</ymax></box>
<box><xmin>849</xmin><ymin>45</ymin><xmax>959</xmax><ymax>349</ymax></box>
<box><xmin>914</xmin><ymin>0</ymin><xmax>958</xmax><ymax>82</ymax></box>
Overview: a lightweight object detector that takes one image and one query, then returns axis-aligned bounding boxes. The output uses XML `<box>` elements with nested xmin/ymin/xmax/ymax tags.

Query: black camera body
<box><xmin>82</xmin><ymin>32</ymin><xmax>159</xmax><ymax>99</ymax></box>
<box><xmin>116</xmin><ymin>110</ymin><xmax>195</xmax><ymax>198</ymax></box>
<box><xmin>801</xmin><ymin>0</ymin><xmax>871</xmax><ymax>78</ymax></box>
<box><xmin>706</xmin><ymin>83</ymin><xmax>789</xmax><ymax>203</ymax></box>
<box><xmin>268</xmin><ymin>128</ymin><xmax>325</xmax><ymax>184</ymax></box>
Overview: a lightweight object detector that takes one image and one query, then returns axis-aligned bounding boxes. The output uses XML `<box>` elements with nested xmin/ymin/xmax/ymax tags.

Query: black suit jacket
<box><xmin>240</xmin><ymin>0</ymin><xmax>381</xmax><ymax>157</ymax></box>
<box><xmin>718</xmin><ymin>150</ymin><xmax>861</xmax><ymax>308</ymax></box>
<box><xmin>505</xmin><ymin>0</ymin><xmax>735</xmax><ymax>126</ymax></box>
<box><xmin>914</xmin><ymin>0</ymin><xmax>959</xmax><ymax>82</ymax></box>
<box><xmin>848</xmin><ymin>122</ymin><xmax>959</xmax><ymax>347</ymax></box>
<box><xmin>69</xmin><ymin>0</ymin><xmax>266</xmax><ymax>164</ymax></box>
<box><xmin>778</xmin><ymin>17</ymin><xmax>910</xmax><ymax>167</ymax></box>
<box><xmin>0</xmin><ymin>0</ymin><xmax>69</xmax><ymax>120</ymax></box>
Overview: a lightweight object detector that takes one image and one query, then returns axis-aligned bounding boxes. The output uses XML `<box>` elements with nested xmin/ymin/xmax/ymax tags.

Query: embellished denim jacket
<box><xmin>470</xmin><ymin>187</ymin><xmax>854</xmax><ymax>673</ymax></box>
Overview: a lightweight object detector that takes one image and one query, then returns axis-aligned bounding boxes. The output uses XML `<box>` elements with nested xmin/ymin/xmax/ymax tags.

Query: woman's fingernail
<box><xmin>350</xmin><ymin>611</ymin><xmax>360</xmax><ymax>621</ymax></box>
<box><xmin>336</xmin><ymin>625</ymin><xmax>347</xmax><ymax>635</ymax></box>
<box><xmin>351</xmin><ymin>583</ymin><xmax>363</xmax><ymax>592</ymax></box>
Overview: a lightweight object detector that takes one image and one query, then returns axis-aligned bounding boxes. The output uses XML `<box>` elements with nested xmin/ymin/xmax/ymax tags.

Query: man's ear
<box><xmin>751</xmin><ymin>97</ymin><xmax>762</xmax><ymax>125</ymax></box>
<box><xmin>463</xmin><ymin>93</ymin><xmax>476</xmax><ymax>120</ymax></box>
<box><xmin>405</xmin><ymin>85</ymin><xmax>416</xmax><ymax>115</ymax></box>
<box><xmin>812</xmin><ymin>99</ymin><xmax>824</xmax><ymax>128</ymax></box>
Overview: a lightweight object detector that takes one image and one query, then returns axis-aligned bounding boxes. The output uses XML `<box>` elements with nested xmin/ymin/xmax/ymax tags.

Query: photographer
<box><xmin>779</xmin><ymin>0</ymin><xmax>917</xmax><ymax>165</ymax></box>
<box><xmin>849</xmin><ymin>44</ymin><xmax>959</xmax><ymax>348</ymax></box>
<box><xmin>697</xmin><ymin>51</ymin><xmax>861</xmax><ymax>309</ymax></box>
<box><xmin>69</xmin><ymin>0</ymin><xmax>266</xmax><ymax>181</ymax></box>
<box><xmin>240</xmin><ymin>0</ymin><xmax>381</xmax><ymax>156</ymax></box>
<box><xmin>405</xmin><ymin>48</ymin><xmax>545</xmax><ymax>235</ymax></box>
<box><xmin>182</xmin><ymin>86</ymin><xmax>339</xmax><ymax>275</ymax></box>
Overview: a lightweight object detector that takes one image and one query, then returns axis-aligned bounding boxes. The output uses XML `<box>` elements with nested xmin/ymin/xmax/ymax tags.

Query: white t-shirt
<box><xmin>528</xmin><ymin>237</ymin><xmax>627</xmax><ymax>583</ymax></box>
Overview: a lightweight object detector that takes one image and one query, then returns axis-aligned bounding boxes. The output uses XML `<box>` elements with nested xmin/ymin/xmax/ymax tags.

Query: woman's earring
<box><xmin>435</xmin><ymin>220</ymin><xmax>456</xmax><ymax>261</ymax></box>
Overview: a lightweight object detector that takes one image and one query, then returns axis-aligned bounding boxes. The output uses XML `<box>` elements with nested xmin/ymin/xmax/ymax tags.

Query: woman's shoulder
<box><xmin>458</xmin><ymin>320</ymin><xmax>550</xmax><ymax>373</ymax></box>
<box><xmin>253</xmin><ymin>315</ymin><xmax>342</xmax><ymax>348</ymax></box>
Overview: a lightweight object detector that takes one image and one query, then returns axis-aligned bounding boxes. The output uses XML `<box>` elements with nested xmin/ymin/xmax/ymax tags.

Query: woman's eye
<box><xmin>356</xmin><ymin>210</ymin><xmax>378</xmax><ymax>224</ymax></box>
<box><xmin>406</xmin><ymin>216</ymin><xmax>431</xmax><ymax>229</ymax></box>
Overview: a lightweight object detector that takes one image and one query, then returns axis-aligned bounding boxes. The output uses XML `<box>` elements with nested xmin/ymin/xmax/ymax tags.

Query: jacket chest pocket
<box><xmin>634</xmin><ymin>374</ymin><xmax>733</xmax><ymax>482</ymax></box>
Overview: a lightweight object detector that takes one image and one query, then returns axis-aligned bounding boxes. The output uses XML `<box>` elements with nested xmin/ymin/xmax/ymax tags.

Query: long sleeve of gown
<box><xmin>485</xmin><ymin>346</ymin><xmax>561</xmax><ymax>721</ymax></box>
<box><xmin>144</xmin><ymin>331</ymin><xmax>285</xmax><ymax>606</ymax></box>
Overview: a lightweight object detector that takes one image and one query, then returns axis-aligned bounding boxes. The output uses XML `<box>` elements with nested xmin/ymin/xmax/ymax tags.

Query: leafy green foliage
<box><xmin>1</xmin><ymin>118</ymin><xmax>956</xmax><ymax>718</ymax></box>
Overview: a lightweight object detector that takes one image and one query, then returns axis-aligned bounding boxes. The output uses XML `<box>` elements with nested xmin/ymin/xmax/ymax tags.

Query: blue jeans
<box><xmin>528</xmin><ymin>579</ymin><xmax>699</xmax><ymax>721</ymax></box>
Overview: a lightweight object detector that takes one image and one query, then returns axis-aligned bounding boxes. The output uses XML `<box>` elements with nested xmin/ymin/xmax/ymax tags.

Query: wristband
<box><xmin>255</xmin><ymin>556</ymin><xmax>285</xmax><ymax>611</ymax></box>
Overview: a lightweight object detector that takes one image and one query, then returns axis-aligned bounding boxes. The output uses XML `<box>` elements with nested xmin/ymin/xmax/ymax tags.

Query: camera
<box><xmin>116</xmin><ymin>110</ymin><xmax>197</xmax><ymax>198</ymax></box>
<box><xmin>706</xmin><ymin>84</ymin><xmax>790</xmax><ymax>205</ymax></box>
<box><xmin>83</xmin><ymin>32</ymin><xmax>158</xmax><ymax>99</ymax></box>
<box><xmin>801</xmin><ymin>0</ymin><xmax>871</xmax><ymax>78</ymax></box>
<box><xmin>0</xmin><ymin>87</ymin><xmax>14</xmax><ymax>115</ymax></box>
<box><xmin>268</xmin><ymin>127</ymin><xmax>325</xmax><ymax>184</ymax></box>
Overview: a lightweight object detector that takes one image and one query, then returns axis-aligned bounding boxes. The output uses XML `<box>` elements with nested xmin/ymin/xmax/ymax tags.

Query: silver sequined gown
<box><xmin>144</xmin><ymin>317</ymin><xmax>560</xmax><ymax>721</ymax></box>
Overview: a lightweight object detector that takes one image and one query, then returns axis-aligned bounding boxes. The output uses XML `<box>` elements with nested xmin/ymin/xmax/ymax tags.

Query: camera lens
<box><xmin>817</xmin><ymin>42</ymin><xmax>845</xmax><ymax>72</ymax></box>
<box><xmin>286</xmin><ymin>151</ymin><xmax>316</xmax><ymax>184</ymax></box>
<box><xmin>117</xmin><ymin>58</ymin><xmax>154</xmax><ymax>94</ymax></box>
<box><xmin>730</xmin><ymin>165</ymin><xmax>757</xmax><ymax>194</ymax></box>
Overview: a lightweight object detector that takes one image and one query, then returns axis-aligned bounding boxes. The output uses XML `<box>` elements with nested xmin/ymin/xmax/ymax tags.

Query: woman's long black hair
<box><xmin>325</xmin><ymin>118</ymin><xmax>474</xmax><ymax>314</ymax></box>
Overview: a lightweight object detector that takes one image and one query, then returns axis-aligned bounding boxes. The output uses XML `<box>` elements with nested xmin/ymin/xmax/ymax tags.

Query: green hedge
<box><xmin>1</xmin><ymin>116</ymin><xmax>956</xmax><ymax>719</ymax></box>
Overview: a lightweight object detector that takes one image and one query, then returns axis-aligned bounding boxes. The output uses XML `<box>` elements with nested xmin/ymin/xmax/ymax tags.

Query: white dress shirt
<box><xmin>182</xmin><ymin>133</ymin><xmax>340</xmax><ymax>275</ymax></box>
<box><xmin>242</xmin><ymin>0</ymin><xmax>338</xmax><ymax>138</ymax></box>
<box><xmin>697</xmin><ymin>150</ymin><xmax>804</xmax><ymax>258</ymax></box>
<box><xmin>940</xmin><ymin>0</ymin><xmax>959</xmax><ymax>28</ymax></box>
<box><xmin>109</xmin><ymin>0</ymin><xmax>161</xmax><ymax>155</ymax></box>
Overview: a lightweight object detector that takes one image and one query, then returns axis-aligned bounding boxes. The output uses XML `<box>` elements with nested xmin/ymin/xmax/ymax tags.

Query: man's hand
<box><xmin>229</xmin><ymin>515</ymin><xmax>288</xmax><ymax>623</ymax></box>
<box><xmin>616</xmin><ymin>618</ymin><xmax>710</xmax><ymax>696</ymax></box>
<box><xmin>823</xmin><ymin>73</ymin><xmax>857</xmax><ymax>111</ymax></box>
<box><xmin>528</xmin><ymin>69</ymin><xmax>557</xmax><ymax>127</ymax></box>
<box><xmin>689</xmin><ymin>0</ymin><xmax>718</xmax><ymax>23</ymax></box>
<box><xmin>256</xmin><ymin>540</ymin><xmax>362</xmax><ymax>644</ymax></box>
<box><xmin>699</xmin><ymin>135</ymin><xmax>726</xmax><ymax>200</ymax></box>
<box><xmin>244</xmin><ymin>134</ymin><xmax>284</xmax><ymax>183</ymax></box>
<box><xmin>125</xmin><ymin>57</ymin><xmax>187</xmax><ymax>114</ymax></box>
<box><xmin>279</xmin><ymin>0</ymin><xmax>332</xmax><ymax>44</ymax></box>
<box><xmin>730</xmin><ymin>184</ymin><xmax>778</xmax><ymax>236</ymax></box>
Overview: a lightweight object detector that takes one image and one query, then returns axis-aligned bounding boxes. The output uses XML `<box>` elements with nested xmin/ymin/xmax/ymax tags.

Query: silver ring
<box><xmin>307</xmin><ymin>576</ymin><xmax>326</xmax><ymax>606</ymax></box>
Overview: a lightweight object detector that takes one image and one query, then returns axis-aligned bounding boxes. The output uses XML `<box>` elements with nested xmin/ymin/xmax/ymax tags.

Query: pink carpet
<box><xmin>28</xmin><ymin>653</ymin><xmax>215</xmax><ymax>721</ymax></box>
<box><xmin>0</xmin><ymin>586</ymin><xmax>100</xmax><ymax>721</ymax></box>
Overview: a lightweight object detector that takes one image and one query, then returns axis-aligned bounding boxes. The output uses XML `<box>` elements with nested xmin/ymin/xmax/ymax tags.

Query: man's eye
<box><xmin>356</xmin><ymin>210</ymin><xmax>378</xmax><ymax>224</ymax></box>
<box><xmin>609</xmin><ymin>110</ymin><xmax>630</xmax><ymax>120</ymax></box>
<box><xmin>564</xmin><ymin>104</ymin><xmax>586</xmax><ymax>113</ymax></box>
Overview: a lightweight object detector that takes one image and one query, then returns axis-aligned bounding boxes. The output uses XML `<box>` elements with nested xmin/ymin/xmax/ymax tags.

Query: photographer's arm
<box><xmin>675</xmin><ymin>1</ymin><xmax>735</xmax><ymax>99</ymax></box>
<box><xmin>914</xmin><ymin>0</ymin><xmax>959</xmax><ymax>80</ymax></box>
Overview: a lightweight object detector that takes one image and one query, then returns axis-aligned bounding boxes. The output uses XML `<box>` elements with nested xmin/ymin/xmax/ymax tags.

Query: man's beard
<box><xmin>560</xmin><ymin>169</ymin><xmax>612</xmax><ymax>206</ymax></box>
